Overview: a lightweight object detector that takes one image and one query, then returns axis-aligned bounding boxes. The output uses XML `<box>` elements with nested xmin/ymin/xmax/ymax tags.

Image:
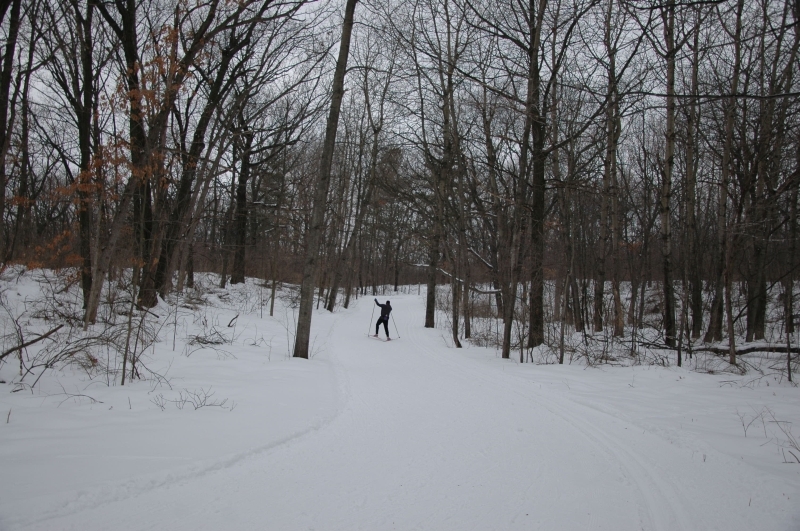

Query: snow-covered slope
<box><xmin>0</xmin><ymin>280</ymin><xmax>798</xmax><ymax>530</ymax></box>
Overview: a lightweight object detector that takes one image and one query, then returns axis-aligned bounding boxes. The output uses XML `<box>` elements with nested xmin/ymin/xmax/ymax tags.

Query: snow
<box><xmin>0</xmin><ymin>272</ymin><xmax>798</xmax><ymax>530</ymax></box>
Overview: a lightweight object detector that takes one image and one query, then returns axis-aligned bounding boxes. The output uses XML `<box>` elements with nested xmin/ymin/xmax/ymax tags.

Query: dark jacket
<box><xmin>375</xmin><ymin>299</ymin><xmax>392</xmax><ymax>318</ymax></box>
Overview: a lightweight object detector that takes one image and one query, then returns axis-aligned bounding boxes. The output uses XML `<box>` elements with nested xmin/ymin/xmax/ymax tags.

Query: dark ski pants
<box><xmin>376</xmin><ymin>316</ymin><xmax>389</xmax><ymax>337</ymax></box>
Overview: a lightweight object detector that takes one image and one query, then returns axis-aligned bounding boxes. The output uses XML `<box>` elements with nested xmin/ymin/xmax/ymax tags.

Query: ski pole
<box><xmin>368</xmin><ymin>302</ymin><xmax>376</xmax><ymax>336</ymax></box>
<box><xmin>391</xmin><ymin>313</ymin><xmax>401</xmax><ymax>339</ymax></box>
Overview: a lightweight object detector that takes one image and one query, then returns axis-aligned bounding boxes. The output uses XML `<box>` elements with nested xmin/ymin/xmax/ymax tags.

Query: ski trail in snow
<box><xmin>12</xmin><ymin>310</ymin><xmax>355</xmax><ymax>530</ymax></box>
<box><xmin>388</xmin><ymin>297</ymin><xmax>747</xmax><ymax>531</ymax></box>
<box><xmin>14</xmin><ymin>399</ymin><xmax>344</xmax><ymax>529</ymax></box>
<box><xmin>294</xmin><ymin>296</ymin><xmax>690</xmax><ymax>530</ymax></box>
<box><xmin>397</xmin><ymin>316</ymin><xmax>689</xmax><ymax>531</ymax></box>
<box><xmin>8</xmin><ymin>293</ymin><xmax>797</xmax><ymax>531</ymax></box>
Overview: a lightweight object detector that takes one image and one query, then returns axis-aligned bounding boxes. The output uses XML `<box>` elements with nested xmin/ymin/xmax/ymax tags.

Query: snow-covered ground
<box><xmin>0</xmin><ymin>272</ymin><xmax>798</xmax><ymax>530</ymax></box>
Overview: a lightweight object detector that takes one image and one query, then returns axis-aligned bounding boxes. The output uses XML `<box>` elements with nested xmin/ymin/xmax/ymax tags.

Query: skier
<box><xmin>373</xmin><ymin>299</ymin><xmax>392</xmax><ymax>340</ymax></box>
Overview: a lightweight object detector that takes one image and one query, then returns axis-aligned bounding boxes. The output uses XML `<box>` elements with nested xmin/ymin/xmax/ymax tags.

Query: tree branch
<box><xmin>0</xmin><ymin>324</ymin><xmax>64</xmax><ymax>362</ymax></box>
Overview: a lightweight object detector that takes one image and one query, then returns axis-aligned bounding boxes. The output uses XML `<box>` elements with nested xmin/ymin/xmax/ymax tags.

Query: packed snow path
<box><xmin>2</xmin><ymin>292</ymin><xmax>799</xmax><ymax>530</ymax></box>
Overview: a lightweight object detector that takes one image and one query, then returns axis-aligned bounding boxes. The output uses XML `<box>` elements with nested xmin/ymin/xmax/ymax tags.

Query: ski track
<box><xmin>10</xmin><ymin>382</ymin><xmax>347</xmax><ymax>529</ymax></box>
<box><xmin>398</xmin><ymin>317</ymin><xmax>684</xmax><ymax>531</ymax></box>
<box><xmin>7</xmin><ymin>309</ymin><xmax>354</xmax><ymax>531</ymax></box>
<box><xmin>401</xmin><ymin>326</ymin><xmax>693</xmax><ymax>530</ymax></box>
<box><xmin>6</xmin><ymin>294</ymin><xmax>798</xmax><ymax>530</ymax></box>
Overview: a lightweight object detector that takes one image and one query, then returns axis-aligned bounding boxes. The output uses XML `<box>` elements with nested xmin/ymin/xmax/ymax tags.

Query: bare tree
<box><xmin>294</xmin><ymin>0</ymin><xmax>357</xmax><ymax>359</ymax></box>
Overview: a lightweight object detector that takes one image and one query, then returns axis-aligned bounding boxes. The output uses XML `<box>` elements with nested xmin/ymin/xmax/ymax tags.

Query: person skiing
<box><xmin>373</xmin><ymin>299</ymin><xmax>392</xmax><ymax>340</ymax></box>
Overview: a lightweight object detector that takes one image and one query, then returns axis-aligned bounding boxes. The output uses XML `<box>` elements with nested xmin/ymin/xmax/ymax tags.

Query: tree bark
<box><xmin>0</xmin><ymin>0</ymin><xmax>21</xmax><ymax>255</ymax></box>
<box><xmin>685</xmin><ymin>7</ymin><xmax>703</xmax><ymax>339</ymax></box>
<box><xmin>660</xmin><ymin>0</ymin><xmax>677</xmax><ymax>348</ymax></box>
<box><xmin>76</xmin><ymin>0</ymin><xmax>95</xmax><ymax>309</ymax></box>
<box><xmin>230</xmin><ymin>126</ymin><xmax>254</xmax><ymax>285</ymax></box>
<box><xmin>526</xmin><ymin>0</ymin><xmax>548</xmax><ymax>349</ymax></box>
<box><xmin>722</xmin><ymin>0</ymin><xmax>745</xmax><ymax>365</ymax></box>
<box><xmin>293</xmin><ymin>0</ymin><xmax>357</xmax><ymax>359</ymax></box>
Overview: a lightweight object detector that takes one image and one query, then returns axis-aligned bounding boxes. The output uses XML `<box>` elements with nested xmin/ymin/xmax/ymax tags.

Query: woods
<box><xmin>0</xmin><ymin>0</ymin><xmax>798</xmax><ymax>374</ymax></box>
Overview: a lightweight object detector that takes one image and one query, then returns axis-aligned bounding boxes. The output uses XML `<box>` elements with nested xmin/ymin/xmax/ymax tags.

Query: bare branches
<box><xmin>151</xmin><ymin>387</ymin><xmax>235</xmax><ymax>412</ymax></box>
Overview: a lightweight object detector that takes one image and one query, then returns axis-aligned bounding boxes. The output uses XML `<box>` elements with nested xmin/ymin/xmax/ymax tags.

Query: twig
<box><xmin>55</xmin><ymin>391</ymin><xmax>104</xmax><ymax>407</ymax></box>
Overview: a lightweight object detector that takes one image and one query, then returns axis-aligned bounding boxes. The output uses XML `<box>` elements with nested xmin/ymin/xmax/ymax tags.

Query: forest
<box><xmin>0</xmin><ymin>0</ymin><xmax>798</xmax><ymax>375</ymax></box>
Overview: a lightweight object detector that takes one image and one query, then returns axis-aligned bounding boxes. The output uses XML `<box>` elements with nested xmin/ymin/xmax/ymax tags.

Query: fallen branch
<box><xmin>629</xmin><ymin>340</ymin><xmax>800</xmax><ymax>356</ymax></box>
<box><xmin>695</xmin><ymin>345</ymin><xmax>800</xmax><ymax>356</ymax></box>
<box><xmin>0</xmin><ymin>324</ymin><xmax>64</xmax><ymax>362</ymax></box>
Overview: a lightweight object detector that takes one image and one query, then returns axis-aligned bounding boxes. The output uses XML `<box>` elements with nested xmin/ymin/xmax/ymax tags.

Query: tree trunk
<box><xmin>522</xmin><ymin>0</ymin><xmax>547</xmax><ymax>352</ymax></box>
<box><xmin>686</xmin><ymin>8</ymin><xmax>703</xmax><ymax>339</ymax></box>
<box><xmin>77</xmin><ymin>1</ymin><xmax>95</xmax><ymax>309</ymax></box>
<box><xmin>788</xmin><ymin>165</ymin><xmax>798</xmax><ymax>337</ymax></box>
<box><xmin>787</xmin><ymin>184</ymin><xmax>797</xmax><ymax>381</ymax></box>
<box><xmin>425</xmin><ymin>231</ymin><xmax>439</xmax><ymax>328</ymax></box>
<box><xmin>83</xmin><ymin>174</ymin><xmax>140</xmax><ymax>326</ymax></box>
<box><xmin>604</xmin><ymin>0</ymin><xmax>624</xmax><ymax>338</ymax></box>
<box><xmin>230</xmin><ymin>128</ymin><xmax>253</xmax><ymax>285</ymax></box>
<box><xmin>723</xmin><ymin>0</ymin><xmax>745</xmax><ymax>365</ymax></box>
<box><xmin>293</xmin><ymin>0</ymin><xmax>357</xmax><ymax>359</ymax></box>
<box><xmin>660</xmin><ymin>0</ymin><xmax>677</xmax><ymax>347</ymax></box>
<box><xmin>451</xmin><ymin>265</ymin><xmax>462</xmax><ymax>348</ymax></box>
<box><xmin>528</xmin><ymin>128</ymin><xmax>546</xmax><ymax>348</ymax></box>
<box><xmin>9</xmin><ymin>17</ymin><xmax>34</xmax><ymax>261</ymax></box>
<box><xmin>0</xmin><ymin>0</ymin><xmax>21</xmax><ymax>255</ymax></box>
